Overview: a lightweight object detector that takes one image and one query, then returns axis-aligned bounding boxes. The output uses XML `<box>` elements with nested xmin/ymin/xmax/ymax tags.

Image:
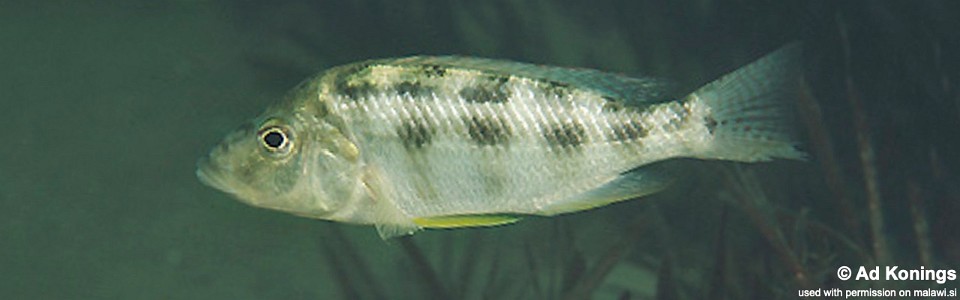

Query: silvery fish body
<box><xmin>197</xmin><ymin>45</ymin><xmax>803</xmax><ymax>238</ymax></box>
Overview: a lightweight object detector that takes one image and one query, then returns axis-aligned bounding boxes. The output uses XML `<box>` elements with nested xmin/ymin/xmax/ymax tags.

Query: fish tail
<box><xmin>690</xmin><ymin>43</ymin><xmax>806</xmax><ymax>162</ymax></box>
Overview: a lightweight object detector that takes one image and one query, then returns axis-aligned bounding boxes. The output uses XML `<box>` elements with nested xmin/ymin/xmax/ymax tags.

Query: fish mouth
<box><xmin>196</xmin><ymin>156</ymin><xmax>233</xmax><ymax>194</ymax></box>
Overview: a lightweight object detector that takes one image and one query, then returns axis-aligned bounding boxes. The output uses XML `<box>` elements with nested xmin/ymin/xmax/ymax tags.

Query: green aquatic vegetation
<box><xmin>232</xmin><ymin>1</ymin><xmax>959</xmax><ymax>298</ymax></box>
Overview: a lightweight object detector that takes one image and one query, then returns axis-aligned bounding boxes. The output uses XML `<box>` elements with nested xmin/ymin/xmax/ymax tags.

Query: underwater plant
<box><xmin>229</xmin><ymin>0</ymin><xmax>959</xmax><ymax>298</ymax></box>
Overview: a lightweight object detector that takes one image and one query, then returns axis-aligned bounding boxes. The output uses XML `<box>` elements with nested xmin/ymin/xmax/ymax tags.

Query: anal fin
<box><xmin>413</xmin><ymin>214</ymin><xmax>522</xmax><ymax>229</ymax></box>
<box><xmin>376</xmin><ymin>223</ymin><xmax>420</xmax><ymax>239</ymax></box>
<box><xmin>539</xmin><ymin>166</ymin><xmax>673</xmax><ymax>216</ymax></box>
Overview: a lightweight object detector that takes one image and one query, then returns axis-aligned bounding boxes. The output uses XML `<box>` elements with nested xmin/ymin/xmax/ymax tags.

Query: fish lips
<box><xmin>196</xmin><ymin>155</ymin><xmax>231</xmax><ymax>193</ymax></box>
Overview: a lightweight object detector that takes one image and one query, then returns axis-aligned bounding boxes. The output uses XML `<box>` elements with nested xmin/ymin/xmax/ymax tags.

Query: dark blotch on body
<box><xmin>608</xmin><ymin>120</ymin><xmax>648</xmax><ymax>143</ymax></box>
<box><xmin>333</xmin><ymin>65</ymin><xmax>378</xmax><ymax>100</ymax></box>
<box><xmin>543</xmin><ymin>81</ymin><xmax>571</xmax><ymax>98</ymax></box>
<box><xmin>422</xmin><ymin>65</ymin><xmax>446</xmax><ymax>77</ymax></box>
<box><xmin>336</xmin><ymin>80</ymin><xmax>377</xmax><ymax>100</ymax></box>
<box><xmin>460</xmin><ymin>86</ymin><xmax>508</xmax><ymax>104</ymax></box>
<box><xmin>601</xmin><ymin>97</ymin><xmax>653</xmax><ymax>113</ymax></box>
<box><xmin>601</xmin><ymin>101</ymin><xmax>623</xmax><ymax>112</ymax></box>
<box><xmin>395</xmin><ymin>81</ymin><xmax>435</xmax><ymax>98</ymax></box>
<box><xmin>466</xmin><ymin>116</ymin><xmax>511</xmax><ymax>146</ymax></box>
<box><xmin>546</xmin><ymin>122</ymin><xmax>586</xmax><ymax>148</ymax></box>
<box><xmin>397</xmin><ymin>120</ymin><xmax>433</xmax><ymax>149</ymax></box>
<box><xmin>705</xmin><ymin>115</ymin><xmax>718</xmax><ymax>134</ymax></box>
<box><xmin>460</xmin><ymin>76</ymin><xmax>510</xmax><ymax>103</ymax></box>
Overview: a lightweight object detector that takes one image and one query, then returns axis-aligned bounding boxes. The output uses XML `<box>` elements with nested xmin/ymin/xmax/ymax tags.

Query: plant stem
<box><xmin>398</xmin><ymin>236</ymin><xmax>451</xmax><ymax>299</ymax></box>
<box><xmin>837</xmin><ymin>13</ymin><xmax>890</xmax><ymax>264</ymax></box>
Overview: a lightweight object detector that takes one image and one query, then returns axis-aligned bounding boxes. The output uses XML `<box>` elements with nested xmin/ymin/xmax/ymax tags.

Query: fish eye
<box><xmin>258</xmin><ymin>126</ymin><xmax>293</xmax><ymax>155</ymax></box>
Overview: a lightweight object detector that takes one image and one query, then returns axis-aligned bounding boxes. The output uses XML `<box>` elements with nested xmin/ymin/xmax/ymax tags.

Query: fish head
<box><xmin>197</xmin><ymin>101</ymin><xmax>363</xmax><ymax>220</ymax></box>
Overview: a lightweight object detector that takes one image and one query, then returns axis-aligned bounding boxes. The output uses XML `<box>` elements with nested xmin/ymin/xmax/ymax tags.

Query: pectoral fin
<box><xmin>539</xmin><ymin>166</ymin><xmax>673</xmax><ymax>216</ymax></box>
<box><xmin>376</xmin><ymin>223</ymin><xmax>420</xmax><ymax>239</ymax></box>
<box><xmin>413</xmin><ymin>214</ymin><xmax>522</xmax><ymax>229</ymax></box>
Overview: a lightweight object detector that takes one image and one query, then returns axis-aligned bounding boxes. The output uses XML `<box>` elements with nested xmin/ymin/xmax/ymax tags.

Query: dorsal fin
<box><xmin>372</xmin><ymin>56</ymin><xmax>673</xmax><ymax>106</ymax></box>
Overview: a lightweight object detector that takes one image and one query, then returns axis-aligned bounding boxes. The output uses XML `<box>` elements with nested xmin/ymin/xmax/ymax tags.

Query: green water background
<box><xmin>2</xmin><ymin>0</ymin><xmax>958</xmax><ymax>298</ymax></box>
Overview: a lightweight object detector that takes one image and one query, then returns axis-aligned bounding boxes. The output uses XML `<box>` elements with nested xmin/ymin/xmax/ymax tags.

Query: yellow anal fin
<box><xmin>414</xmin><ymin>214</ymin><xmax>522</xmax><ymax>229</ymax></box>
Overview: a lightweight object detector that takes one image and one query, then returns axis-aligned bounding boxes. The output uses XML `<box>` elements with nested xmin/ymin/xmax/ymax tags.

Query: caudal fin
<box><xmin>692</xmin><ymin>43</ymin><xmax>806</xmax><ymax>162</ymax></box>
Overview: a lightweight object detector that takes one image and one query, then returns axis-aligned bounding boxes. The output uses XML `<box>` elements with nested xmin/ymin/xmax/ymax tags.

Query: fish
<box><xmin>197</xmin><ymin>44</ymin><xmax>804</xmax><ymax>238</ymax></box>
